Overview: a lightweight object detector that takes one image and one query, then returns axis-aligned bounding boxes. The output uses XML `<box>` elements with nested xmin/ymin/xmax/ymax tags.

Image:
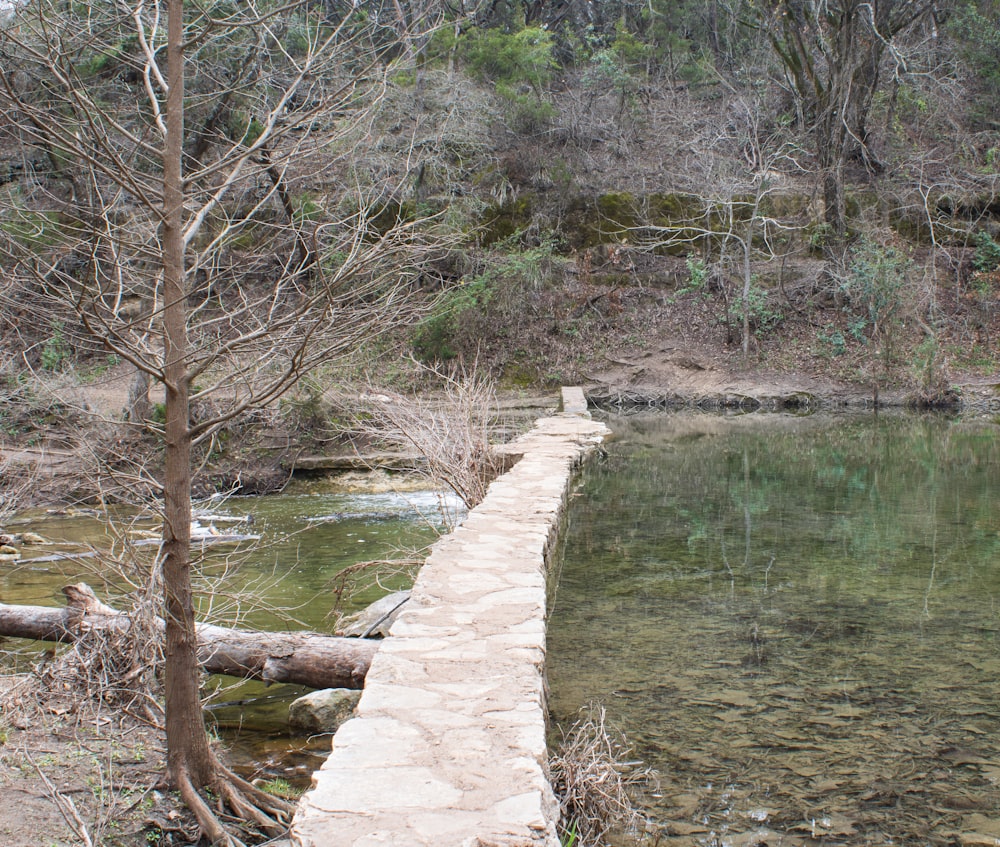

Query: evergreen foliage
<box><xmin>949</xmin><ymin>0</ymin><xmax>1000</xmax><ymax>129</ymax></box>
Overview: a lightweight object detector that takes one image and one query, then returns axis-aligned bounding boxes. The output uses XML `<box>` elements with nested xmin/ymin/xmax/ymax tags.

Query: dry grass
<box><xmin>0</xmin><ymin>457</ymin><xmax>33</xmax><ymax>531</ymax></box>
<box><xmin>357</xmin><ymin>362</ymin><xmax>508</xmax><ymax>511</ymax></box>
<box><xmin>549</xmin><ymin>704</ymin><xmax>655</xmax><ymax>847</ymax></box>
<box><xmin>0</xmin><ymin>669</ymin><xmax>172</xmax><ymax>847</ymax></box>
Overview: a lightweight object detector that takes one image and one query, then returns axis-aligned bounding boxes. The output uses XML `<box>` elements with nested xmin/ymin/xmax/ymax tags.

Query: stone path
<box><xmin>291</xmin><ymin>392</ymin><xmax>608</xmax><ymax>847</ymax></box>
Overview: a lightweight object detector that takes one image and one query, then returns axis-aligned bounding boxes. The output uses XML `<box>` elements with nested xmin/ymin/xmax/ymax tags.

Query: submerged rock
<box><xmin>288</xmin><ymin>688</ymin><xmax>361</xmax><ymax>734</ymax></box>
<box><xmin>20</xmin><ymin>532</ymin><xmax>47</xmax><ymax>545</ymax></box>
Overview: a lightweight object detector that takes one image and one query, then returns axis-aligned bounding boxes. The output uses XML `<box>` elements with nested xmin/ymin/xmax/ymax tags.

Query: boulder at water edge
<box><xmin>288</xmin><ymin>688</ymin><xmax>362</xmax><ymax>734</ymax></box>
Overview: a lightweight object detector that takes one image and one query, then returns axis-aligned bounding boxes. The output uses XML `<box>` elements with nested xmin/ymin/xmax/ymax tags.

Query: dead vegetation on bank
<box><xmin>0</xmin><ymin>666</ymin><xmax>174</xmax><ymax>847</ymax></box>
<box><xmin>356</xmin><ymin>362</ymin><xmax>509</xmax><ymax>511</ymax></box>
<box><xmin>550</xmin><ymin>704</ymin><xmax>657</xmax><ymax>847</ymax></box>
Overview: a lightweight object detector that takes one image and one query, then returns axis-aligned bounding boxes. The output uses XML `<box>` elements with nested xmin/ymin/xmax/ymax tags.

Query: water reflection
<box><xmin>547</xmin><ymin>412</ymin><xmax>1000</xmax><ymax>846</ymax></box>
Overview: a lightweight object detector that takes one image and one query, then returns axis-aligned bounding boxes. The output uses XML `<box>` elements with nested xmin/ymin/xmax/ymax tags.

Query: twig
<box><xmin>357</xmin><ymin>360</ymin><xmax>505</xmax><ymax>512</ymax></box>
<box><xmin>25</xmin><ymin>747</ymin><xmax>95</xmax><ymax>847</ymax></box>
<box><xmin>360</xmin><ymin>594</ymin><xmax>410</xmax><ymax>638</ymax></box>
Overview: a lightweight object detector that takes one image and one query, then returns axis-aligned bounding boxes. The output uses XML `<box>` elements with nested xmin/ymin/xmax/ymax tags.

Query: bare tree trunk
<box><xmin>822</xmin><ymin>154</ymin><xmax>847</xmax><ymax>240</ymax></box>
<box><xmin>126</xmin><ymin>368</ymin><xmax>151</xmax><ymax>423</ymax></box>
<box><xmin>742</xmin><ymin>238</ymin><xmax>752</xmax><ymax>364</ymax></box>
<box><xmin>161</xmin><ymin>0</ymin><xmax>215</xmax><ymax>794</ymax></box>
<box><xmin>765</xmin><ymin>0</ymin><xmax>934</xmax><ymax>243</ymax></box>
<box><xmin>2</xmin><ymin>0</ymin><xmax>430</xmax><ymax>835</ymax></box>
<box><xmin>260</xmin><ymin>145</ymin><xmax>313</xmax><ymax>271</ymax></box>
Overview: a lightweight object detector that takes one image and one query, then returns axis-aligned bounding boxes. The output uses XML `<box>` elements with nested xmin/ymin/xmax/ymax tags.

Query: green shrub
<box><xmin>583</xmin><ymin>48</ymin><xmax>633</xmax><ymax>90</ymax></box>
<box><xmin>668</xmin><ymin>257</ymin><xmax>709</xmax><ymax>303</ymax></box>
<box><xmin>150</xmin><ymin>403</ymin><xmax>167</xmax><ymax>425</ymax></box>
<box><xmin>284</xmin><ymin>21</ymin><xmax>314</xmax><ymax>58</ymax></box>
<box><xmin>2</xmin><ymin>207</ymin><xmax>67</xmax><ymax>252</ymax></box>
<box><xmin>681</xmin><ymin>257</ymin><xmax>707</xmax><ymax>293</ymax></box>
<box><xmin>461</xmin><ymin>27</ymin><xmax>556</xmax><ymax>92</ymax></box>
<box><xmin>293</xmin><ymin>192</ymin><xmax>322</xmax><ymax>225</ymax></box>
<box><xmin>972</xmin><ymin>230</ymin><xmax>1000</xmax><ymax>273</ymax></box>
<box><xmin>609</xmin><ymin>18</ymin><xmax>651</xmax><ymax>68</ymax></box>
<box><xmin>644</xmin><ymin>0</ymin><xmax>747</xmax><ymax>82</ymax></box>
<box><xmin>495</xmin><ymin>84</ymin><xmax>557</xmax><ymax>133</ymax></box>
<box><xmin>582</xmin><ymin>19</ymin><xmax>649</xmax><ymax>100</ymax></box>
<box><xmin>391</xmin><ymin>68</ymin><xmax>417</xmax><ymax>88</ymax></box>
<box><xmin>411</xmin><ymin>278</ymin><xmax>489</xmax><ymax>362</ymax></box>
<box><xmin>817</xmin><ymin>326</ymin><xmax>847</xmax><ymax>357</ymax></box>
<box><xmin>411</xmin><ymin>235</ymin><xmax>560</xmax><ymax>362</ymax></box>
<box><xmin>731</xmin><ymin>280</ymin><xmax>783</xmax><ymax>335</ymax></box>
<box><xmin>456</xmin><ymin>26</ymin><xmax>557</xmax><ymax>133</ymax></box>
<box><xmin>77</xmin><ymin>35</ymin><xmax>138</xmax><ymax>78</ymax></box>
<box><xmin>228</xmin><ymin>111</ymin><xmax>265</xmax><ymax>145</ymax></box>
<box><xmin>842</xmin><ymin>238</ymin><xmax>910</xmax><ymax>339</ymax></box>
<box><xmin>948</xmin><ymin>1</ymin><xmax>1000</xmax><ymax>129</ymax></box>
<box><xmin>41</xmin><ymin>323</ymin><xmax>69</xmax><ymax>372</ymax></box>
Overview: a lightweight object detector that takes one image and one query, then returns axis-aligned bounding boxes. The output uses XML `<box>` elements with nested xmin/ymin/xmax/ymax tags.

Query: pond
<box><xmin>1</xmin><ymin>479</ymin><xmax>460</xmax><ymax>786</ymax></box>
<box><xmin>546</xmin><ymin>411</ymin><xmax>1000</xmax><ymax>847</ymax></box>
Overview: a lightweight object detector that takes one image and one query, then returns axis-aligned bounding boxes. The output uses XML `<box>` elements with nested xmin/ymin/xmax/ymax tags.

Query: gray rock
<box><xmin>288</xmin><ymin>688</ymin><xmax>361</xmax><ymax>734</ymax></box>
<box><xmin>337</xmin><ymin>590</ymin><xmax>410</xmax><ymax>638</ymax></box>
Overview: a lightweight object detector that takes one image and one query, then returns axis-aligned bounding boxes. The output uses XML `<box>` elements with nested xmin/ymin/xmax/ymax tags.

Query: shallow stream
<box><xmin>1</xmin><ymin>480</ymin><xmax>458</xmax><ymax>786</ymax></box>
<box><xmin>546</xmin><ymin>411</ymin><xmax>1000</xmax><ymax>846</ymax></box>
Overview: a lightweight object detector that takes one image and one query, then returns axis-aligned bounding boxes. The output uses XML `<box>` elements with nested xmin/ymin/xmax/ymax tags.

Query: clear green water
<box><xmin>547</xmin><ymin>412</ymin><xmax>1000</xmax><ymax>846</ymax></box>
<box><xmin>2</xmin><ymin>480</ymin><xmax>457</xmax><ymax>784</ymax></box>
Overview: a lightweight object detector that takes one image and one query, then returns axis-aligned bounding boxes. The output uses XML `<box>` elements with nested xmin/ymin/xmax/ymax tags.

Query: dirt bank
<box><xmin>584</xmin><ymin>348</ymin><xmax>1000</xmax><ymax>412</ymax></box>
<box><xmin>3</xmin><ymin>346</ymin><xmax>998</xmax><ymax>514</ymax></box>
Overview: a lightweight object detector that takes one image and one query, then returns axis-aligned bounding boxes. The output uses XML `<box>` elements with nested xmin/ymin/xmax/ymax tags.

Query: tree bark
<box><xmin>0</xmin><ymin>583</ymin><xmax>378</xmax><ymax>689</ymax></box>
<box><xmin>160</xmin><ymin>0</ymin><xmax>219</xmax><ymax>794</ymax></box>
<box><xmin>126</xmin><ymin>367</ymin><xmax>151</xmax><ymax>423</ymax></box>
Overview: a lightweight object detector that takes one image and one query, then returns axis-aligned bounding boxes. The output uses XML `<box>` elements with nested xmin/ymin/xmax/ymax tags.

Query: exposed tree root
<box><xmin>174</xmin><ymin>756</ymin><xmax>292</xmax><ymax>847</ymax></box>
<box><xmin>177</xmin><ymin>771</ymin><xmax>233</xmax><ymax>847</ymax></box>
<box><xmin>10</xmin><ymin>581</ymin><xmax>298</xmax><ymax>846</ymax></box>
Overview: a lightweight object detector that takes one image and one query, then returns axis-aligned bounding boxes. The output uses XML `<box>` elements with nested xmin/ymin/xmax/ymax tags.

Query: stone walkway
<box><xmin>291</xmin><ymin>392</ymin><xmax>608</xmax><ymax>847</ymax></box>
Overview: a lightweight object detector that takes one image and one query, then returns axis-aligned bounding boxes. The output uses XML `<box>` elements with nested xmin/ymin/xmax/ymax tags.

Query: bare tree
<box><xmin>359</xmin><ymin>362</ymin><xmax>506</xmax><ymax>512</ymax></box>
<box><xmin>389</xmin><ymin>0</ymin><xmax>447</xmax><ymax>60</ymax></box>
<box><xmin>634</xmin><ymin>93</ymin><xmax>804</xmax><ymax>361</ymax></box>
<box><xmin>762</xmin><ymin>0</ymin><xmax>936</xmax><ymax>239</ymax></box>
<box><xmin>1</xmin><ymin>0</ymin><xmax>435</xmax><ymax>841</ymax></box>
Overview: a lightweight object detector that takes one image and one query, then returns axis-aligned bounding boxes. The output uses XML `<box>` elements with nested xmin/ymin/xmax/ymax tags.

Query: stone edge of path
<box><xmin>290</xmin><ymin>389</ymin><xmax>609</xmax><ymax>847</ymax></box>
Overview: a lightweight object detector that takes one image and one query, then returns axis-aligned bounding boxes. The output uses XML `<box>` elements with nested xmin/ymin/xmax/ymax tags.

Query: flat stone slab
<box><xmin>291</xmin><ymin>401</ymin><xmax>609</xmax><ymax>847</ymax></box>
<box><xmin>560</xmin><ymin>386</ymin><xmax>589</xmax><ymax>416</ymax></box>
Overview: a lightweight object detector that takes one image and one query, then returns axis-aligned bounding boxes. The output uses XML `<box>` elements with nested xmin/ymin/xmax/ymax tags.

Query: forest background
<box><xmin>3</xmin><ymin>0</ymin><xmax>1000</xmax><ymax>486</ymax></box>
<box><xmin>1</xmin><ymin>0</ymin><xmax>1000</xmax><ymax>844</ymax></box>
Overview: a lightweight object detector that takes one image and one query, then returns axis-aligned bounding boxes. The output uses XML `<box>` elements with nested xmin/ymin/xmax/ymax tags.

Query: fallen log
<box><xmin>0</xmin><ymin>583</ymin><xmax>379</xmax><ymax>690</ymax></box>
